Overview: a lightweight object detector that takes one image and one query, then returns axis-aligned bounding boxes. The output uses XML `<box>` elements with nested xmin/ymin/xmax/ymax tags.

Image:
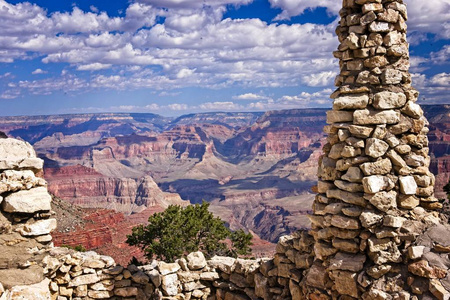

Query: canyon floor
<box><xmin>1</xmin><ymin>106</ymin><xmax>448</xmax><ymax>264</ymax></box>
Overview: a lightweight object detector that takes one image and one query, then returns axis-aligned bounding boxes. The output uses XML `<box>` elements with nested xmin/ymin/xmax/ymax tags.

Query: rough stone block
<box><xmin>354</xmin><ymin>109</ymin><xmax>400</xmax><ymax>125</ymax></box>
<box><xmin>2</xmin><ymin>186</ymin><xmax>52</xmax><ymax>213</ymax></box>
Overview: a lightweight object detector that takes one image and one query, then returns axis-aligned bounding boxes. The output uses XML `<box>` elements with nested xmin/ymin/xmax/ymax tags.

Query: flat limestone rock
<box><xmin>333</xmin><ymin>94</ymin><xmax>369</xmax><ymax>110</ymax></box>
<box><xmin>373</xmin><ymin>91</ymin><xmax>406</xmax><ymax>109</ymax></box>
<box><xmin>354</xmin><ymin>109</ymin><xmax>400</xmax><ymax>125</ymax></box>
<box><xmin>327</xmin><ymin>189</ymin><xmax>366</xmax><ymax>207</ymax></box>
<box><xmin>327</xmin><ymin>111</ymin><xmax>354</xmax><ymax>124</ymax></box>
<box><xmin>362</xmin><ymin>175</ymin><xmax>394</xmax><ymax>194</ymax></box>
<box><xmin>7</xmin><ymin>278</ymin><xmax>50</xmax><ymax>300</ymax></box>
<box><xmin>0</xmin><ymin>138</ymin><xmax>36</xmax><ymax>162</ymax></box>
<box><xmin>332</xmin><ymin>270</ymin><xmax>359</xmax><ymax>298</ymax></box>
<box><xmin>18</xmin><ymin>219</ymin><xmax>57</xmax><ymax>236</ymax></box>
<box><xmin>360</xmin><ymin>158</ymin><xmax>392</xmax><ymax>176</ymax></box>
<box><xmin>2</xmin><ymin>187</ymin><xmax>52</xmax><ymax>213</ymax></box>
<box><xmin>0</xmin><ymin>265</ymin><xmax>45</xmax><ymax>290</ymax></box>
<box><xmin>329</xmin><ymin>253</ymin><xmax>366</xmax><ymax>272</ymax></box>
<box><xmin>157</xmin><ymin>262</ymin><xmax>181</xmax><ymax>276</ymax></box>
<box><xmin>187</xmin><ymin>251</ymin><xmax>207</xmax><ymax>270</ymax></box>
<box><xmin>342</xmin><ymin>167</ymin><xmax>364</xmax><ymax>183</ymax></box>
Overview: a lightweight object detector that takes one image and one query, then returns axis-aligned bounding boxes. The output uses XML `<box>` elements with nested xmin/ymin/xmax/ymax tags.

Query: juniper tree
<box><xmin>126</xmin><ymin>201</ymin><xmax>253</xmax><ymax>262</ymax></box>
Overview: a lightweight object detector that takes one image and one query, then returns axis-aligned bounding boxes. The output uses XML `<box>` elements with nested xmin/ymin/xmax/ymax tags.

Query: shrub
<box><xmin>126</xmin><ymin>201</ymin><xmax>252</xmax><ymax>262</ymax></box>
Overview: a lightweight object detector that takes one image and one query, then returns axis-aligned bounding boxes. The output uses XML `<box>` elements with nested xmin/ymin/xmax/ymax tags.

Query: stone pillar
<box><xmin>302</xmin><ymin>0</ymin><xmax>449</xmax><ymax>299</ymax></box>
<box><xmin>0</xmin><ymin>137</ymin><xmax>54</xmax><ymax>298</ymax></box>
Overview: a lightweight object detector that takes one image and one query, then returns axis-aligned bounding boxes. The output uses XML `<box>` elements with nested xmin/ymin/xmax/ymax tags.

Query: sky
<box><xmin>0</xmin><ymin>0</ymin><xmax>448</xmax><ymax>116</ymax></box>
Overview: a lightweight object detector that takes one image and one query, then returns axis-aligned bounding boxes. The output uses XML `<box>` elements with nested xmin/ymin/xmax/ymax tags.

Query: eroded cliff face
<box><xmin>0</xmin><ymin>106</ymin><xmax>448</xmax><ymax>253</ymax></box>
<box><xmin>46</xmin><ymin>165</ymin><xmax>187</xmax><ymax>214</ymax></box>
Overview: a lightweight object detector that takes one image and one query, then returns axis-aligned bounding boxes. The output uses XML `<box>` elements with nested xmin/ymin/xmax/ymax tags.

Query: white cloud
<box><xmin>77</xmin><ymin>63</ymin><xmax>112</xmax><ymax>71</ymax></box>
<box><xmin>16</xmin><ymin>74</ymin><xmax>88</xmax><ymax>96</ymax></box>
<box><xmin>168</xmin><ymin>103</ymin><xmax>189</xmax><ymax>110</ymax></box>
<box><xmin>302</xmin><ymin>71</ymin><xmax>336</xmax><ymax>87</ymax></box>
<box><xmin>0</xmin><ymin>89</ymin><xmax>20</xmax><ymax>99</ymax></box>
<box><xmin>431</xmin><ymin>45</ymin><xmax>450</xmax><ymax>65</ymax></box>
<box><xmin>137</xmin><ymin>0</ymin><xmax>253</xmax><ymax>9</ymax></box>
<box><xmin>407</xmin><ymin>0</ymin><xmax>450</xmax><ymax>39</ymax></box>
<box><xmin>232</xmin><ymin>93</ymin><xmax>267</xmax><ymax>100</ymax></box>
<box><xmin>198</xmin><ymin>101</ymin><xmax>243</xmax><ymax>111</ymax></box>
<box><xmin>145</xmin><ymin>103</ymin><xmax>161</xmax><ymax>110</ymax></box>
<box><xmin>159</xmin><ymin>91</ymin><xmax>181</xmax><ymax>97</ymax></box>
<box><xmin>0</xmin><ymin>72</ymin><xmax>12</xmax><ymax>79</ymax></box>
<box><xmin>409</xmin><ymin>56</ymin><xmax>429</xmax><ymax>73</ymax></box>
<box><xmin>176</xmin><ymin>68</ymin><xmax>196</xmax><ymax>79</ymax></box>
<box><xmin>90</xmin><ymin>5</ymin><xmax>99</xmax><ymax>13</ymax></box>
<box><xmin>430</xmin><ymin>73</ymin><xmax>450</xmax><ymax>86</ymax></box>
<box><xmin>411</xmin><ymin>72</ymin><xmax>450</xmax><ymax>104</ymax></box>
<box><xmin>31</xmin><ymin>68</ymin><xmax>48</xmax><ymax>75</ymax></box>
<box><xmin>0</xmin><ymin>0</ymin><xmax>447</xmax><ymax>107</ymax></box>
<box><xmin>411</xmin><ymin>73</ymin><xmax>427</xmax><ymax>89</ymax></box>
<box><xmin>269</xmin><ymin>0</ymin><xmax>340</xmax><ymax>20</ymax></box>
<box><xmin>245</xmin><ymin>88</ymin><xmax>333</xmax><ymax>110</ymax></box>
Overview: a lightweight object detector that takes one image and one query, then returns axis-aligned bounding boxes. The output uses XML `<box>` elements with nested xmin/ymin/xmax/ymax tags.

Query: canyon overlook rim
<box><xmin>0</xmin><ymin>0</ymin><xmax>450</xmax><ymax>300</ymax></box>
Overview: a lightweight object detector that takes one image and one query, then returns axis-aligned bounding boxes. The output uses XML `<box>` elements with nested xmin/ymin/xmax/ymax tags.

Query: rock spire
<box><xmin>302</xmin><ymin>0</ymin><xmax>450</xmax><ymax>299</ymax></box>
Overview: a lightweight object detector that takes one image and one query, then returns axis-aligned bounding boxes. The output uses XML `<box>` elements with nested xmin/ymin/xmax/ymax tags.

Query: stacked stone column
<box><xmin>0</xmin><ymin>137</ymin><xmax>56</xmax><ymax>297</ymax></box>
<box><xmin>303</xmin><ymin>0</ymin><xmax>447</xmax><ymax>299</ymax></box>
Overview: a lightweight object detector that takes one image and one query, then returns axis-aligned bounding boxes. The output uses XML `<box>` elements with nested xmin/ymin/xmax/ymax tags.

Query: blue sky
<box><xmin>0</xmin><ymin>0</ymin><xmax>448</xmax><ymax>116</ymax></box>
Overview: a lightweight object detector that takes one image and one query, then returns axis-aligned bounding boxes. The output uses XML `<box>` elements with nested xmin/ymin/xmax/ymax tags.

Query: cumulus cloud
<box><xmin>431</xmin><ymin>45</ymin><xmax>450</xmax><ymax>65</ymax></box>
<box><xmin>137</xmin><ymin>0</ymin><xmax>253</xmax><ymax>9</ymax></box>
<box><xmin>407</xmin><ymin>0</ymin><xmax>450</xmax><ymax>39</ymax></box>
<box><xmin>409</xmin><ymin>56</ymin><xmax>429</xmax><ymax>73</ymax></box>
<box><xmin>269</xmin><ymin>0</ymin><xmax>341</xmax><ymax>20</ymax></box>
<box><xmin>198</xmin><ymin>101</ymin><xmax>244</xmax><ymax>111</ymax></box>
<box><xmin>0</xmin><ymin>72</ymin><xmax>12</xmax><ymax>79</ymax></box>
<box><xmin>302</xmin><ymin>71</ymin><xmax>337</xmax><ymax>87</ymax></box>
<box><xmin>77</xmin><ymin>63</ymin><xmax>112</xmax><ymax>71</ymax></box>
<box><xmin>0</xmin><ymin>0</ymin><xmax>447</xmax><ymax>107</ymax></box>
<box><xmin>31</xmin><ymin>68</ymin><xmax>48</xmax><ymax>75</ymax></box>
<box><xmin>411</xmin><ymin>72</ymin><xmax>450</xmax><ymax>104</ymax></box>
<box><xmin>429</xmin><ymin>73</ymin><xmax>450</xmax><ymax>86</ymax></box>
<box><xmin>233</xmin><ymin>93</ymin><xmax>268</xmax><ymax>100</ymax></box>
<box><xmin>167</xmin><ymin>103</ymin><xmax>189</xmax><ymax>110</ymax></box>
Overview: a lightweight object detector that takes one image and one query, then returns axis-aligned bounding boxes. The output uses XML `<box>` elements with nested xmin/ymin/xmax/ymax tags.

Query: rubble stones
<box><xmin>187</xmin><ymin>252</ymin><xmax>207</xmax><ymax>270</ymax></box>
<box><xmin>365</xmin><ymin>138</ymin><xmax>389</xmax><ymax>158</ymax></box>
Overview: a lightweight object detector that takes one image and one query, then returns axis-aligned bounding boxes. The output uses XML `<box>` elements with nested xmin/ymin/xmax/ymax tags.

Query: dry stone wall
<box><xmin>0</xmin><ymin>135</ymin><xmax>306</xmax><ymax>300</ymax></box>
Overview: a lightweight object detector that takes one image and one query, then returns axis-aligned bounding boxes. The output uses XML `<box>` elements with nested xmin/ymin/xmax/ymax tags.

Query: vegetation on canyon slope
<box><xmin>126</xmin><ymin>201</ymin><xmax>253</xmax><ymax>262</ymax></box>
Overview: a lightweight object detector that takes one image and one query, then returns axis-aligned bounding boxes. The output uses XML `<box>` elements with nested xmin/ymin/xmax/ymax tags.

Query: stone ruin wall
<box><xmin>1</xmin><ymin>0</ymin><xmax>450</xmax><ymax>299</ymax></box>
<box><xmin>0</xmin><ymin>137</ymin><xmax>312</xmax><ymax>300</ymax></box>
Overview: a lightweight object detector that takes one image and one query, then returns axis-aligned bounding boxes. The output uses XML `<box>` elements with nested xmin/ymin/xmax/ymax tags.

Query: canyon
<box><xmin>0</xmin><ymin>106</ymin><xmax>448</xmax><ymax>262</ymax></box>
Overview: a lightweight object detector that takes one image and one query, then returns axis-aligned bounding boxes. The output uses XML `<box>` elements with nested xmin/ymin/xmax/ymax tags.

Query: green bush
<box><xmin>61</xmin><ymin>244</ymin><xmax>87</xmax><ymax>252</ymax></box>
<box><xmin>126</xmin><ymin>201</ymin><xmax>253</xmax><ymax>262</ymax></box>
